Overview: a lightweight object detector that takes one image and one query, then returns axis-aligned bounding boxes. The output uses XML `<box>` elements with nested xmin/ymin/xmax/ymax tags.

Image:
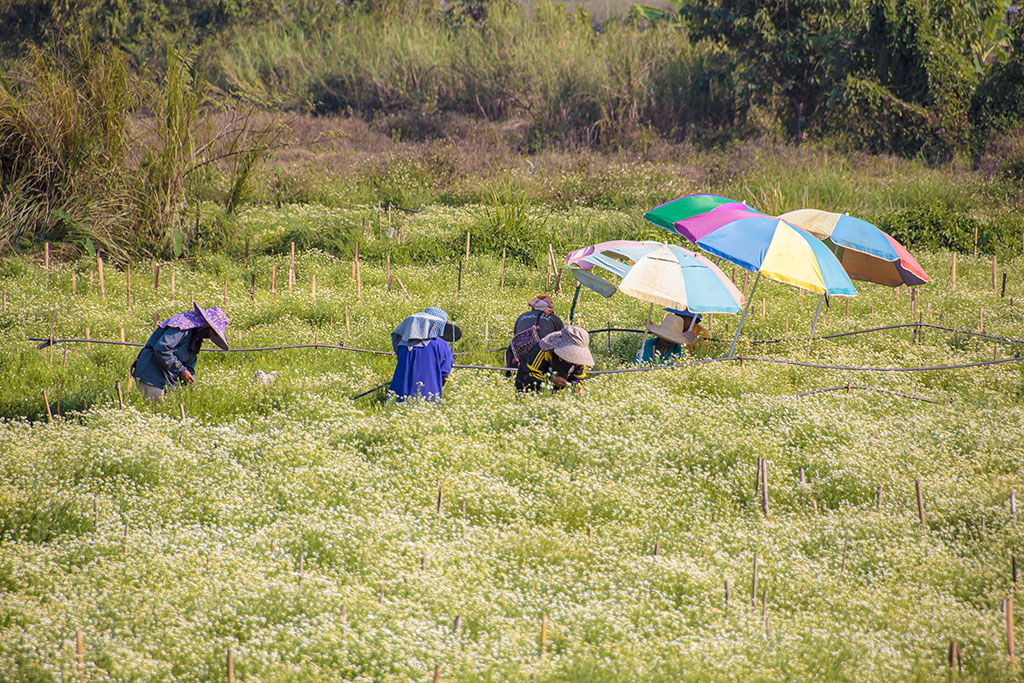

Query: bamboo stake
<box><xmin>170</xmin><ymin>271</ymin><xmax>176</xmax><ymax>301</ymax></box>
<box><xmin>755</xmin><ymin>457</ymin><xmax>762</xmax><ymax>497</ymax></box>
<box><xmin>951</xmin><ymin>253</ymin><xmax>957</xmax><ymax>290</ymax></box>
<box><xmin>97</xmin><ymin>253</ymin><xmax>105</xmax><ymax>299</ymax></box>
<box><xmin>44</xmin><ymin>242</ymin><xmax>49</xmax><ymax>273</ymax></box>
<box><xmin>916</xmin><ymin>478</ymin><xmax>925</xmax><ymax>526</ymax></box>
<box><xmin>974</xmin><ymin>225</ymin><xmax>979</xmax><ymax>256</ymax></box>
<box><xmin>289</xmin><ymin>242</ymin><xmax>296</xmax><ymax>291</ymax></box>
<box><xmin>244</xmin><ymin>234</ymin><xmax>250</xmax><ymax>268</ymax></box>
<box><xmin>250</xmin><ymin>273</ymin><xmax>255</xmax><ymax>301</ymax></box>
<box><xmin>227</xmin><ymin>649</ymin><xmax>235</xmax><ymax>683</ymax></box>
<box><xmin>761</xmin><ymin>459</ymin><xmax>769</xmax><ymax>516</ymax></box>
<box><xmin>1008</xmin><ymin>596</ymin><xmax>1015</xmax><ymax>669</ymax></box>
<box><xmin>1011</xmin><ymin>492</ymin><xmax>1017</xmax><ymax>522</ymax></box>
<box><xmin>222</xmin><ymin>279</ymin><xmax>228</xmax><ymax>303</ymax></box>
<box><xmin>271</xmin><ymin>265</ymin><xmax>277</xmax><ymax>295</ymax></box>
<box><xmin>501</xmin><ymin>245</ymin><xmax>507</xmax><ymax>290</ymax></box>
<box><xmin>751</xmin><ymin>553</ymin><xmax>758</xmax><ymax>607</ymax></box>
<box><xmin>539</xmin><ymin>614</ymin><xmax>548</xmax><ymax>654</ymax></box>
<box><xmin>432</xmin><ymin>664</ymin><xmax>441</xmax><ymax>683</ymax></box>
<box><xmin>76</xmin><ymin>629</ymin><xmax>85</xmax><ymax>683</ymax></box>
<box><xmin>465</xmin><ymin>231</ymin><xmax>471</xmax><ymax>263</ymax></box>
<box><xmin>453</xmin><ymin>615</ymin><xmax>462</xmax><ymax>637</ymax></box>
<box><xmin>436</xmin><ymin>480</ymin><xmax>443</xmax><ymax>517</ymax></box>
<box><xmin>179</xmin><ymin>403</ymin><xmax>186</xmax><ymax>421</ymax></box>
<box><xmin>653</xmin><ymin>539</ymin><xmax>661</xmax><ymax>557</ymax></box>
<box><xmin>545</xmin><ymin>244</ymin><xmax>553</xmax><ymax>293</ymax></box>
<box><xmin>484</xmin><ymin>320</ymin><xmax>489</xmax><ymax>343</ymax></box>
<box><xmin>115</xmin><ymin>380</ymin><xmax>124</xmax><ymax>409</ymax></box>
<box><xmin>311</xmin><ymin>273</ymin><xmax>316</xmax><ymax>299</ymax></box>
<box><xmin>43</xmin><ymin>389</ymin><xmax>53</xmax><ymax>422</ymax></box>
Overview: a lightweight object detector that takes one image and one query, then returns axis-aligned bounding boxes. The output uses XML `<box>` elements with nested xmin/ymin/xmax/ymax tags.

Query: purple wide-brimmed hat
<box><xmin>160</xmin><ymin>304</ymin><xmax>230</xmax><ymax>350</ymax></box>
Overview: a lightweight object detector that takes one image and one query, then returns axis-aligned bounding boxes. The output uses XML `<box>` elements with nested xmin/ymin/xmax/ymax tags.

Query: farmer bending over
<box><xmin>635</xmin><ymin>310</ymin><xmax>709</xmax><ymax>364</ymax></box>
<box><xmin>505</xmin><ymin>294</ymin><xmax>564</xmax><ymax>374</ymax></box>
<box><xmin>389</xmin><ymin>307</ymin><xmax>462</xmax><ymax>402</ymax></box>
<box><xmin>515</xmin><ymin>325</ymin><xmax>592</xmax><ymax>393</ymax></box>
<box><xmin>131</xmin><ymin>304</ymin><xmax>230</xmax><ymax>401</ymax></box>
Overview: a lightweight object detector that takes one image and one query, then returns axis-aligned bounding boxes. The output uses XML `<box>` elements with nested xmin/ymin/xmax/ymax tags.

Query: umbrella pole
<box><xmin>568</xmin><ymin>283</ymin><xmax>582</xmax><ymax>323</ymax></box>
<box><xmin>808</xmin><ymin>293</ymin><xmax>825</xmax><ymax>351</ymax></box>
<box><xmin>639</xmin><ymin>302</ymin><xmax>653</xmax><ymax>358</ymax></box>
<box><xmin>728</xmin><ymin>271</ymin><xmax>760</xmax><ymax>358</ymax></box>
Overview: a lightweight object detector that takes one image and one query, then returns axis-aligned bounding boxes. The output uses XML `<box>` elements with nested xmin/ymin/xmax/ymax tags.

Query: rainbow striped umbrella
<box><xmin>779</xmin><ymin>209</ymin><xmax>929</xmax><ymax>287</ymax></box>
<box><xmin>670</xmin><ymin>204</ymin><xmax>857</xmax><ymax>355</ymax></box>
<box><xmin>644</xmin><ymin>194</ymin><xmax>748</xmax><ymax>233</ymax></box>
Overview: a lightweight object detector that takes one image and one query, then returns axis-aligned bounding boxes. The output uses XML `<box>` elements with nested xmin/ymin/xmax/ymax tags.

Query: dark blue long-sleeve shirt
<box><xmin>131</xmin><ymin>327</ymin><xmax>203</xmax><ymax>389</ymax></box>
<box><xmin>389</xmin><ymin>338</ymin><xmax>453</xmax><ymax>402</ymax></box>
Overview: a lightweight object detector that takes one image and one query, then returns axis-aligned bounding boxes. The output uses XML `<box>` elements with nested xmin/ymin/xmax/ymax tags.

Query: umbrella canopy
<box><xmin>643</xmin><ymin>194</ymin><xmax>749</xmax><ymax>233</ymax></box>
<box><xmin>779</xmin><ymin>209</ymin><xmax>929</xmax><ymax>287</ymax></box>
<box><xmin>566</xmin><ymin>240</ymin><xmax>744</xmax><ymax>313</ymax></box>
<box><xmin>673</xmin><ymin>205</ymin><xmax>857</xmax><ymax>297</ymax></box>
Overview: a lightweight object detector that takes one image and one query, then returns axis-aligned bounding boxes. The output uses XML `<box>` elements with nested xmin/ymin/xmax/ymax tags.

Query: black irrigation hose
<box><xmin>790</xmin><ymin>384</ymin><xmax>945</xmax><ymax>404</ymax></box>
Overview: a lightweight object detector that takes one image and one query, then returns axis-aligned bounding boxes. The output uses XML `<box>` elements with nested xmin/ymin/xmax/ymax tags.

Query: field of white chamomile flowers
<box><xmin>3</xmin><ymin>204</ymin><xmax>1024</xmax><ymax>681</ymax></box>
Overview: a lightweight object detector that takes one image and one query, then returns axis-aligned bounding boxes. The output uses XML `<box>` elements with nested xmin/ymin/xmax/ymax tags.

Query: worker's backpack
<box><xmin>509</xmin><ymin>311</ymin><xmax>545</xmax><ymax>363</ymax></box>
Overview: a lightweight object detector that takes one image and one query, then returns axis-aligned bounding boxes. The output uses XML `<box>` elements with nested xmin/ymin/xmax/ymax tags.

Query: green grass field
<box><xmin>3</xmin><ymin>203</ymin><xmax>1024</xmax><ymax>681</ymax></box>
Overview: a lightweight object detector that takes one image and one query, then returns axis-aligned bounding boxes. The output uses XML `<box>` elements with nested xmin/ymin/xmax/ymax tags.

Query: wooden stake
<box><xmin>751</xmin><ymin>553</ymin><xmax>758</xmax><ymax>607</ymax></box>
<box><xmin>345</xmin><ymin>304</ymin><xmax>351</xmax><ymax>337</ymax></box>
<box><xmin>916</xmin><ymin>478</ymin><xmax>925</xmax><ymax>526</ymax></box>
<box><xmin>1008</xmin><ymin>596</ymin><xmax>1015</xmax><ymax>667</ymax></box>
<box><xmin>153</xmin><ymin>263</ymin><xmax>160</xmax><ymax>291</ymax></box>
<box><xmin>436</xmin><ymin>480</ymin><xmax>443</xmax><ymax>517</ymax></box>
<box><xmin>545</xmin><ymin>244</ymin><xmax>553</xmax><ymax>293</ymax></box>
<box><xmin>755</xmin><ymin>457</ymin><xmax>762</xmax><ymax>497</ymax></box>
<box><xmin>587</xmin><ymin>520</ymin><xmax>592</xmax><ymax>541</ymax></box>
<box><xmin>125</xmin><ymin>263</ymin><xmax>131</xmax><ymax>310</ymax></box>
<box><xmin>465</xmin><ymin>231</ymin><xmax>471</xmax><ymax>263</ymax></box>
<box><xmin>43</xmin><ymin>389</ymin><xmax>53</xmax><ymax>422</ymax></box>
<box><xmin>271</xmin><ymin>265</ymin><xmax>277</xmax><ymax>294</ymax></box>
<box><xmin>179</xmin><ymin>403</ymin><xmax>186</xmax><ymax>421</ymax></box>
<box><xmin>453</xmin><ymin>615</ymin><xmax>462</xmax><ymax>637</ymax></box>
<box><xmin>115</xmin><ymin>380</ymin><xmax>124</xmax><ymax>409</ymax></box>
<box><xmin>94</xmin><ymin>254</ymin><xmax>105</xmax><ymax>300</ymax></box>
<box><xmin>432</xmin><ymin>664</ymin><xmax>441</xmax><ymax>683</ymax></box>
<box><xmin>1003</xmin><ymin>272</ymin><xmax>1008</xmax><ymax>298</ymax></box>
<box><xmin>653</xmin><ymin>539</ymin><xmax>660</xmax><ymax>557</ymax></box>
<box><xmin>761</xmin><ymin>459</ymin><xmax>769</xmax><ymax>516</ymax></box>
<box><xmin>76</xmin><ymin>629</ymin><xmax>85</xmax><ymax>683</ymax></box>
<box><xmin>244</xmin><ymin>234</ymin><xmax>250</xmax><ymax>268</ymax></box>
<box><xmin>501</xmin><ymin>246</ymin><xmax>507</xmax><ymax>290</ymax></box>
<box><xmin>289</xmin><ymin>242</ymin><xmax>296</xmax><ymax>291</ymax></box>
<box><xmin>484</xmin><ymin>320</ymin><xmax>490</xmax><ymax>343</ymax></box>
<box><xmin>250</xmin><ymin>273</ymin><xmax>256</xmax><ymax>301</ymax></box>
<box><xmin>355</xmin><ymin>242</ymin><xmax>362</xmax><ymax>300</ymax></box>
<box><xmin>378</xmin><ymin>582</ymin><xmax>385</xmax><ymax>604</ymax></box>
<box><xmin>951</xmin><ymin>253</ymin><xmax>957</xmax><ymax>290</ymax></box>
<box><xmin>993</xmin><ymin>254</ymin><xmax>998</xmax><ymax>292</ymax></box>
<box><xmin>1011</xmin><ymin>492</ymin><xmax>1017</xmax><ymax>522</ymax></box>
<box><xmin>974</xmin><ymin>225</ymin><xmax>979</xmax><ymax>256</ymax></box>
<box><xmin>227</xmin><ymin>649</ymin><xmax>235</xmax><ymax>683</ymax></box>
<box><xmin>539</xmin><ymin>614</ymin><xmax>548</xmax><ymax>654</ymax></box>
<box><xmin>44</xmin><ymin>242</ymin><xmax>49</xmax><ymax>273</ymax></box>
<box><xmin>170</xmin><ymin>271</ymin><xmax>176</xmax><ymax>301</ymax></box>
<box><xmin>311</xmin><ymin>273</ymin><xmax>316</xmax><ymax>298</ymax></box>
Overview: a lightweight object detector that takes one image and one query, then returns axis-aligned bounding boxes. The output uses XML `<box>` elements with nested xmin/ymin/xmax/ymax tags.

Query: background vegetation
<box><xmin>1</xmin><ymin>0</ymin><xmax>1023</xmax><ymax>261</ymax></box>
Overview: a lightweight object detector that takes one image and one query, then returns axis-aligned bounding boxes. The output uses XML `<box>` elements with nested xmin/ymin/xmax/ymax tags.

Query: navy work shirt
<box><xmin>389</xmin><ymin>337</ymin><xmax>454</xmax><ymax>402</ymax></box>
<box><xmin>131</xmin><ymin>326</ymin><xmax>204</xmax><ymax>389</ymax></box>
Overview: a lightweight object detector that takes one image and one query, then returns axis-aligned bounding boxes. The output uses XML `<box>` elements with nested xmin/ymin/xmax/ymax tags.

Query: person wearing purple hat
<box><xmin>131</xmin><ymin>303</ymin><xmax>230</xmax><ymax>401</ymax></box>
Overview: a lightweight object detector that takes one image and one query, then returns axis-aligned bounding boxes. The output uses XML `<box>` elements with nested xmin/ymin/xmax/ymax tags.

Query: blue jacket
<box><xmin>131</xmin><ymin>326</ymin><xmax>203</xmax><ymax>389</ymax></box>
<box><xmin>389</xmin><ymin>337</ymin><xmax>453</xmax><ymax>402</ymax></box>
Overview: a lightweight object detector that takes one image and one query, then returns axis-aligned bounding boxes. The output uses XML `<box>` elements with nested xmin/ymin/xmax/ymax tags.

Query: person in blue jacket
<box><xmin>389</xmin><ymin>307</ymin><xmax>462</xmax><ymax>402</ymax></box>
<box><xmin>131</xmin><ymin>303</ymin><xmax>230</xmax><ymax>401</ymax></box>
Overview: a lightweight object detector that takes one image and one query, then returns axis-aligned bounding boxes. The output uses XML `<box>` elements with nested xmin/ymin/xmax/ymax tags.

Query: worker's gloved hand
<box><xmin>180</xmin><ymin>369</ymin><xmax>195</xmax><ymax>384</ymax></box>
<box><xmin>551</xmin><ymin>375</ymin><xmax>568</xmax><ymax>388</ymax></box>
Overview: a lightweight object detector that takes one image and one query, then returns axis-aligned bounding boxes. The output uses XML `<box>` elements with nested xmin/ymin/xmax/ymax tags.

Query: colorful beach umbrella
<box><xmin>669</xmin><ymin>204</ymin><xmax>857</xmax><ymax>356</ymax></box>
<box><xmin>644</xmin><ymin>194</ymin><xmax>750</xmax><ymax>233</ymax></box>
<box><xmin>566</xmin><ymin>240</ymin><xmax>744</xmax><ymax>314</ymax></box>
<box><xmin>779</xmin><ymin>209</ymin><xmax>929</xmax><ymax>287</ymax></box>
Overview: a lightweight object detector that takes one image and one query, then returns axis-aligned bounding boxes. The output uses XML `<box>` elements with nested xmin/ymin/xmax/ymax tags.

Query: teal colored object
<box><xmin>643</xmin><ymin>194</ymin><xmax>743</xmax><ymax>232</ymax></box>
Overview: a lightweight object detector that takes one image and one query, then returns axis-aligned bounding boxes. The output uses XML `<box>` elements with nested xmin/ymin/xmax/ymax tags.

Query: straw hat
<box><xmin>193</xmin><ymin>304</ymin><xmax>231</xmax><ymax>351</ymax></box>
<box><xmin>644</xmin><ymin>313</ymin><xmax>697</xmax><ymax>347</ymax></box>
<box><xmin>539</xmin><ymin>325</ymin><xmax>594</xmax><ymax>366</ymax></box>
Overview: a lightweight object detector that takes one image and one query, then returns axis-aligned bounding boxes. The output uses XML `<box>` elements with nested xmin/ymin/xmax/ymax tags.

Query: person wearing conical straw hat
<box><xmin>515</xmin><ymin>325</ymin><xmax>592</xmax><ymax>393</ymax></box>
<box><xmin>635</xmin><ymin>310</ymin><xmax>708</xmax><ymax>364</ymax></box>
<box><xmin>131</xmin><ymin>303</ymin><xmax>230</xmax><ymax>401</ymax></box>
